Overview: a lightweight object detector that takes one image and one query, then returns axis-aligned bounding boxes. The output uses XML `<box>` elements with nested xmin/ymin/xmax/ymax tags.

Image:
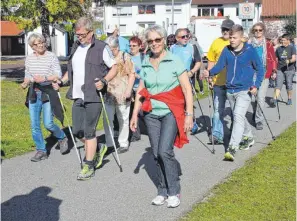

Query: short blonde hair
<box><xmin>28</xmin><ymin>33</ymin><xmax>45</xmax><ymax>47</ymax></box>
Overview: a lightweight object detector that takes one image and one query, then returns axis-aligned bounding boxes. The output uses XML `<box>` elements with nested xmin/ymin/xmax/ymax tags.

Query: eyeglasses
<box><xmin>147</xmin><ymin>37</ymin><xmax>163</xmax><ymax>45</ymax></box>
<box><xmin>221</xmin><ymin>28</ymin><xmax>230</xmax><ymax>32</ymax></box>
<box><xmin>179</xmin><ymin>35</ymin><xmax>189</xmax><ymax>39</ymax></box>
<box><xmin>75</xmin><ymin>31</ymin><xmax>90</xmax><ymax>38</ymax></box>
<box><xmin>33</xmin><ymin>42</ymin><xmax>44</xmax><ymax>47</ymax></box>
<box><xmin>129</xmin><ymin>44</ymin><xmax>139</xmax><ymax>48</ymax></box>
<box><xmin>254</xmin><ymin>29</ymin><xmax>263</xmax><ymax>33</ymax></box>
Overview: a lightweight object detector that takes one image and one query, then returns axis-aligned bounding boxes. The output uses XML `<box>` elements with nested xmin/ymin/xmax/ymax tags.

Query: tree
<box><xmin>2</xmin><ymin>0</ymin><xmax>118</xmax><ymax>50</ymax></box>
<box><xmin>283</xmin><ymin>14</ymin><xmax>296</xmax><ymax>38</ymax></box>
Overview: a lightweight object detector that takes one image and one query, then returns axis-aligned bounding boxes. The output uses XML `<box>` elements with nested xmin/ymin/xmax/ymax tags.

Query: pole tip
<box><xmin>272</xmin><ymin>136</ymin><xmax>276</xmax><ymax>140</ymax></box>
<box><xmin>120</xmin><ymin>166</ymin><xmax>123</xmax><ymax>172</ymax></box>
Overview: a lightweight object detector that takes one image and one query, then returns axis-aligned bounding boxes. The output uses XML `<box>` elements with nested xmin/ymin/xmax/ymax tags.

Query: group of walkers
<box><xmin>21</xmin><ymin>16</ymin><xmax>295</xmax><ymax>208</ymax></box>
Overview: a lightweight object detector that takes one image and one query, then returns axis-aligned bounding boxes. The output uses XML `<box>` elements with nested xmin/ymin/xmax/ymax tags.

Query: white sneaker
<box><xmin>151</xmin><ymin>195</ymin><xmax>166</xmax><ymax>206</ymax></box>
<box><xmin>166</xmin><ymin>195</ymin><xmax>180</xmax><ymax>208</ymax></box>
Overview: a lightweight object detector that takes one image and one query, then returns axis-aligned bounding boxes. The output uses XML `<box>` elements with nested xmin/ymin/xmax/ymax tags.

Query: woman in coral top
<box><xmin>130</xmin><ymin>25</ymin><xmax>193</xmax><ymax>208</ymax></box>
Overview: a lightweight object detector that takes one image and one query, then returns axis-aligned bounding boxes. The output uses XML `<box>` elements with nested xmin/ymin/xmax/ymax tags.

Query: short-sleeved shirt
<box><xmin>131</xmin><ymin>53</ymin><xmax>145</xmax><ymax>90</ymax></box>
<box><xmin>139</xmin><ymin>51</ymin><xmax>186</xmax><ymax>116</ymax></box>
<box><xmin>276</xmin><ymin>45</ymin><xmax>296</xmax><ymax>71</ymax></box>
<box><xmin>207</xmin><ymin>37</ymin><xmax>230</xmax><ymax>86</ymax></box>
<box><xmin>118</xmin><ymin>36</ymin><xmax>130</xmax><ymax>53</ymax></box>
<box><xmin>170</xmin><ymin>43</ymin><xmax>201</xmax><ymax>71</ymax></box>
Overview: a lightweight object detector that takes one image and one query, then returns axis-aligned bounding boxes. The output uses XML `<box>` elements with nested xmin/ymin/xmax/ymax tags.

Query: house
<box><xmin>191</xmin><ymin>0</ymin><xmax>262</xmax><ymax>25</ymax></box>
<box><xmin>103</xmin><ymin>0</ymin><xmax>192</xmax><ymax>36</ymax></box>
<box><xmin>1</xmin><ymin>21</ymin><xmax>25</xmax><ymax>56</ymax></box>
<box><xmin>261</xmin><ymin>0</ymin><xmax>296</xmax><ymax>37</ymax></box>
<box><xmin>26</xmin><ymin>24</ymin><xmax>69</xmax><ymax>57</ymax></box>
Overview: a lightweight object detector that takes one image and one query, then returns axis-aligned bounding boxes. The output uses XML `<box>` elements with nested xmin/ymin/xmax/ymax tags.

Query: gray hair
<box><xmin>75</xmin><ymin>17</ymin><xmax>93</xmax><ymax>31</ymax></box>
<box><xmin>175</xmin><ymin>28</ymin><xmax>187</xmax><ymax>37</ymax></box>
<box><xmin>144</xmin><ymin>25</ymin><xmax>167</xmax><ymax>41</ymax></box>
<box><xmin>28</xmin><ymin>33</ymin><xmax>45</xmax><ymax>47</ymax></box>
<box><xmin>105</xmin><ymin>36</ymin><xmax>119</xmax><ymax>48</ymax></box>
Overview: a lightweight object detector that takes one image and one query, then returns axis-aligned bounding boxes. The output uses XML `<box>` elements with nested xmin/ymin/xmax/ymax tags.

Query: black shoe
<box><xmin>270</xmin><ymin>98</ymin><xmax>276</xmax><ymax>107</ymax></box>
<box><xmin>58</xmin><ymin>136</ymin><xmax>69</xmax><ymax>154</ymax></box>
<box><xmin>118</xmin><ymin>146</ymin><xmax>129</xmax><ymax>154</ymax></box>
<box><xmin>31</xmin><ymin>151</ymin><xmax>48</xmax><ymax>162</ymax></box>
<box><xmin>256</xmin><ymin>122</ymin><xmax>263</xmax><ymax>130</ymax></box>
<box><xmin>208</xmin><ymin>135</ymin><xmax>224</xmax><ymax>145</ymax></box>
<box><xmin>130</xmin><ymin>137</ymin><xmax>141</xmax><ymax>142</ymax></box>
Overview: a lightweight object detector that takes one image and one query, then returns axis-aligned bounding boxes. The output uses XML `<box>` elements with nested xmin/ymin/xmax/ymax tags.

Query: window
<box><xmin>137</xmin><ymin>22</ymin><xmax>156</xmax><ymax>29</ymax></box>
<box><xmin>120</xmin><ymin>24</ymin><xmax>126</xmax><ymax>33</ymax></box>
<box><xmin>112</xmin><ymin>6</ymin><xmax>132</xmax><ymax>16</ymax></box>
<box><xmin>18</xmin><ymin>37</ymin><xmax>24</xmax><ymax>44</ymax></box>
<box><xmin>197</xmin><ymin>4</ymin><xmax>222</xmax><ymax>17</ymax></box>
<box><xmin>217</xmin><ymin>8</ymin><xmax>224</xmax><ymax>16</ymax></box>
<box><xmin>166</xmin><ymin>4</ymin><xmax>182</xmax><ymax>13</ymax></box>
<box><xmin>138</xmin><ymin>5</ymin><xmax>155</xmax><ymax>14</ymax></box>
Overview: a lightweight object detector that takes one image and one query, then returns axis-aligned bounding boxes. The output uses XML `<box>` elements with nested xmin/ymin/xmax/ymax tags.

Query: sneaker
<box><xmin>151</xmin><ymin>195</ymin><xmax>166</xmax><ymax>206</ymax></box>
<box><xmin>166</xmin><ymin>195</ymin><xmax>181</xmax><ymax>208</ymax></box>
<box><xmin>239</xmin><ymin>137</ymin><xmax>255</xmax><ymax>150</ymax></box>
<box><xmin>30</xmin><ymin>151</ymin><xmax>48</xmax><ymax>162</ymax></box>
<box><xmin>287</xmin><ymin>99</ymin><xmax>292</xmax><ymax>105</ymax></box>
<box><xmin>200</xmin><ymin>90</ymin><xmax>205</xmax><ymax>95</ymax></box>
<box><xmin>209</xmin><ymin>135</ymin><xmax>224</xmax><ymax>145</ymax></box>
<box><xmin>191</xmin><ymin>121</ymin><xmax>199</xmax><ymax>135</ymax></box>
<box><xmin>77</xmin><ymin>164</ymin><xmax>95</xmax><ymax>181</ymax></box>
<box><xmin>270</xmin><ymin>98</ymin><xmax>277</xmax><ymax>107</ymax></box>
<box><xmin>118</xmin><ymin>145</ymin><xmax>129</xmax><ymax>154</ymax></box>
<box><xmin>256</xmin><ymin>122</ymin><xmax>263</xmax><ymax>130</ymax></box>
<box><xmin>94</xmin><ymin>144</ymin><xmax>108</xmax><ymax>169</ymax></box>
<box><xmin>58</xmin><ymin>136</ymin><xmax>69</xmax><ymax>154</ymax></box>
<box><xmin>224</xmin><ymin>146</ymin><xmax>237</xmax><ymax>161</ymax></box>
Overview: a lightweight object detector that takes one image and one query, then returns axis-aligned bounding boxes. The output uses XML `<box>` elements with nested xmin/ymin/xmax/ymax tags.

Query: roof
<box><xmin>261</xmin><ymin>0</ymin><xmax>296</xmax><ymax>17</ymax></box>
<box><xmin>192</xmin><ymin>0</ymin><xmax>261</xmax><ymax>4</ymax></box>
<box><xmin>0</xmin><ymin>21</ymin><xmax>24</xmax><ymax>36</ymax></box>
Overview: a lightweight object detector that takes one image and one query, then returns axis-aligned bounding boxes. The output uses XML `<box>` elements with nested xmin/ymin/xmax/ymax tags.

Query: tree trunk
<box><xmin>40</xmin><ymin>2</ymin><xmax>52</xmax><ymax>51</ymax></box>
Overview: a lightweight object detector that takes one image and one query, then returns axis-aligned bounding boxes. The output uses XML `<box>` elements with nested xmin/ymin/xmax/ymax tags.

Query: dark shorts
<box><xmin>72</xmin><ymin>99</ymin><xmax>102</xmax><ymax>140</ymax></box>
<box><xmin>276</xmin><ymin>70</ymin><xmax>295</xmax><ymax>91</ymax></box>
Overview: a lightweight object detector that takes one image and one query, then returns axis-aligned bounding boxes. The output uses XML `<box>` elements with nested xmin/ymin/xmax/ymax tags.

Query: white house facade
<box><xmin>104</xmin><ymin>0</ymin><xmax>192</xmax><ymax>36</ymax></box>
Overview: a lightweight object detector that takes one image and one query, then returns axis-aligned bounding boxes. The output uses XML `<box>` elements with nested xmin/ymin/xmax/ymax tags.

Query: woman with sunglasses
<box><xmin>128</xmin><ymin>36</ymin><xmax>145</xmax><ymax>142</ymax></box>
<box><xmin>249</xmin><ymin>22</ymin><xmax>277</xmax><ymax>130</ymax></box>
<box><xmin>130</xmin><ymin>25</ymin><xmax>193</xmax><ymax>208</ymax></box>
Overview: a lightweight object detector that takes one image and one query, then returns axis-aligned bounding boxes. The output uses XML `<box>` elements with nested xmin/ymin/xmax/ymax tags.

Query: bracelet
<box><xmin>185</xmin><ymin>112</ymin><xmax>193</xmax><ymax>116</ymax></box>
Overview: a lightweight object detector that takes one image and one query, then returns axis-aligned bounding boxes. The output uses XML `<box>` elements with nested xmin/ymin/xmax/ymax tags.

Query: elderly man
<box><xmin>56</xmin><ymin>17</ymin><xmax>117</xmax><ymax>180</ymax></box>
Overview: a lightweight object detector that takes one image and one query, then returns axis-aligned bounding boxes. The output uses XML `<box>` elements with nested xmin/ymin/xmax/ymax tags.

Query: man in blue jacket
<box><xmin>203</xmin><ymin>25</ymin><xmax>264</xmax><ymax>161</ymax></box>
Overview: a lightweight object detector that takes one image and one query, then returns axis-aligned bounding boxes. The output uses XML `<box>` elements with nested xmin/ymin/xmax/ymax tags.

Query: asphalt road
<box><xmin>1</xmin><ymin>85</ymin><xmax>296</xmax><ymax>221</ymax></box>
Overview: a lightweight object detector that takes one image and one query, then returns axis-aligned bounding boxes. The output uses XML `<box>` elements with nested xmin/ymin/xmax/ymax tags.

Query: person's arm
<box><xmin>203</xmin><ymin>48</ymin><xmax>227</xmax><ymax>78</ymax></box>
<box><xmin>189</xmin><ymin>45</ymin><xmax>201</xmax><ymax>77</ymax></box>
<box><xmin>95</xmin><ymin>45</ymin><xmax>118</xmax><ymax>90</ymax></box>
<box><xmin>130</xmin><ymin>80</ymin><xmax>144</xmax><ymax>132</ymax></box>
<box><xmin>124</xmin><ymin>55</ymin><xmax>136</xmax><ymax>98</ymax></box>
<box><xmin>178</xmin><ymin>72</ymin><xmax>194</xmax><ymax>132</ymax></box>
<box><xmin>33</xmin><ymin>54</ymin><xmax>61</xmax><ymax>83</ymax></box>
<box><xmin>287</xmin><ymin>46</ymin><xmax>297</xmax><ymax>64</ymax></box>
<box><xmin>21</xmin><ymin>58</ymin><xmax>32</xmax><ymax>89</ymax></box>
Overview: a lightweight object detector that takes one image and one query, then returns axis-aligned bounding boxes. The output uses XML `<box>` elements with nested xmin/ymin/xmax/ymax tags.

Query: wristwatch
<box><xmin>185</xmin><ymin>112</ymin><xmax>193</xmax><ymax>116</ymax></box>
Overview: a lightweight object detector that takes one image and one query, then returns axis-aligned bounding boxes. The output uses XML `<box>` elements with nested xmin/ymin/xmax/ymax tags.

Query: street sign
<box><xmin>239</xmin><ymin>2</ymin><xmax>255</xmax><ymax>19</ymax></box>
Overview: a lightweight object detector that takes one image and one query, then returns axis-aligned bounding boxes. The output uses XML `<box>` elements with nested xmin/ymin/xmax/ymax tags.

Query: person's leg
<box><xmin>72</xmin><ymin>99</ymin><xmax>85</xmax><ymax>143</ymax></box>
<box><xmin>211</xmin><ymin>86</ymin><xmax>226</xmax><ymax>143</ymax></box>
<box><xmin>228</xmin><ymin>91</ymin><xmax>252</xmax><ymax>148</ymax></box>
<box><xmin>197</xmin><ymin>70</ymin><xmax>204</xmax><ymax>93</ymax></box>
<box><xmin>116</xmin><ymin>101</ymin><xmax>131</xmax><ymax>151</ymax></box>
<box><xmin>103</xmin><ymin>102</ymin><xmax>116</xmax><ymax>147</ymax></box>
<box><xmin>272</xmin><ymin>70</ymin><xmax>285</xmax><ymax>106</ymax></box>
<box><xmin>143</xmin><ymin>114</ymin><xmax>167</xmax><ymax>199</ymax></box>
<box><xmin>284</xmin><ymin>70</ymin><xmax>294</xmax><ymax>104</ymax></box>
<box><xmin>29</xmin><ymin>92</ymin><xmax>48</xmax><ymax>161</ymax></box>
<box><xmin>255</xmin><ymin>78</ymin><xmax>269</xmax><ymax>127</ymax></box>
<box><xmin>129</xmin><ymin>100</ymin><xmax>141</xmax><ymax>142</ymax></box>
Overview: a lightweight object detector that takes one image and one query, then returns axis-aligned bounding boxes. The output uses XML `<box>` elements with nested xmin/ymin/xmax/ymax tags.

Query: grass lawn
<box><xmin>1</xmin><ymin>81</ymin><xmax>103</xmax><ymax>158</ymax></box>
<box><xmin>182</xmin><ymin>122</ymin><xmax>296</xmax><ymax>221</ymax></box>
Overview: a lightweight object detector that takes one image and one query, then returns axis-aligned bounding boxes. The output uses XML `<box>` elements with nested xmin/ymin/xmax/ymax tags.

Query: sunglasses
<box><xmin>221</xmin><ymin>28</ymin><xmax>230</xmax><ymax>32</ymax></box>
<box><xmin>147</xmin><ymin>37</ymin><xmax>163</xmax><ymax>45</ymax></box>
<box><xmin>254</xmin><ymin>29</ymin><xmax>263</xmax><ymax>32</ymax></box>
<box><xmin>179</xmin><ymin>35</ymin><xmax>189</xmax><ymax>39</ymax></box>
<box><xmin>129</xmin><ymin>44</ymin><xmax>139</xmax><ymax>48</ymax></box>
<box><xmin>33</xmin><ymin>42</ymin><xmax>44</xmax><ymax>47</ymax></box>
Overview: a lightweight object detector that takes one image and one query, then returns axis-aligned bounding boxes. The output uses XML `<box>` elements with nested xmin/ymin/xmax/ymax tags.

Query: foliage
<box><xmin>283</xmin><ymin>14</ymin><xmax>296</xmax><ymax>38</ymax></box>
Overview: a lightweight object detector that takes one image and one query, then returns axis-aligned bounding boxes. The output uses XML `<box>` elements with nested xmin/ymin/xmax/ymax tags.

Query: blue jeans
<box><xmin>144</xmin><ymin>112</ymin><xmax>180</xmax><ymax>196</ymax></box>
<box><xmin>212</xmin><ymin>85</ymin><xmax>227</xmax><ymax>140</ymax></box>
<box><xmin>29</xmin><ymin>91</ymin><xmax>65</xmax><ymax>152</ymax></box>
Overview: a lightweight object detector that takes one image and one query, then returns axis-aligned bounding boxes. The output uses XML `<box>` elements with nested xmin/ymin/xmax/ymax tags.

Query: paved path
<box><xmin>1</xmin><ymin>86</ymin><xmax>296</xmax><ymax>221</ymax></box>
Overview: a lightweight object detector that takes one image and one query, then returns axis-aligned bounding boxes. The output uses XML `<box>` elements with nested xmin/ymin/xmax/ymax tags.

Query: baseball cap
<box><xmin>221</xmin><ymin>19</ymin><xmax>235</xmax><ymax>29</ymax></box>
<box><xmin>106</xmin><ymin>24</ymin><xmax>117</xmax><ymax>34</ymax></box>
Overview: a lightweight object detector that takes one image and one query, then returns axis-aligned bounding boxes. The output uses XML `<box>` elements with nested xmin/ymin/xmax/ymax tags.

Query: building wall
<box><xmin>26</xmin><ymin>26</ymin><xmax>67</xmax><ymax>57</ymax></box>
<box><xmin>104</xmin><ymin>1</ymin><xmax>191</xmax><ymax>36</ymax></box>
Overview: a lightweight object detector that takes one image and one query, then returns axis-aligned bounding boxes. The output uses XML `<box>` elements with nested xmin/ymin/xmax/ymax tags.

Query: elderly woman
<box><xmin>21</xmin><ymin>33</ymin><xmax>68</xmax><ymax>162</ymax></box>
<box><xmin>249</xmin><ymin>22</ymin><xmax>277</xmax><ymax>130</ymax></box>
<box><xmin>104</xmin><ymin>36</ymin><xmax>135</xmax><ymax>153</ymax></box>
<box><xmin>130</xmin><ymin>25</ymin><xmax>193</xmax><ymax>208</ymax></box>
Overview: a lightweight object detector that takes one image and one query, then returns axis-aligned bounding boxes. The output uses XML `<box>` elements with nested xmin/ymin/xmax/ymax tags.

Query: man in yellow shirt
<box><xmin>207</xmin><ymin>19</ymin><xmax>234</xmax><ymax>144</ymax></box>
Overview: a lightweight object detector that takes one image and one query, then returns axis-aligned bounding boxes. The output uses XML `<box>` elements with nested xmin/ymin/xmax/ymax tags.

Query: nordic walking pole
<box><xmin>256</xmin><ymin>95</ymin><xmax>276</xmax><ymax>140</ymax></box>
<box><xmin>56</xmin><ymin>89</ymin><xmax>83</xmax><ymax>169</ymax></box>
<box><xmin>191</xmin><ymin>82</ymin><xmax>211</xmax><ymax>136</ymax></box>
<box><xmin>206</xmin><ymin>78</ymin><xmax>215</xmax><ymax>154</ymax></box>
<box><xmin>276</xmin><ymin>97</ymin><xmax>281</xmax><ymax>122</ymax></box>
<box><xmin>95</xmin><ymin>78</ymin><xmax>123</xmax><ymax>172</ymax></box>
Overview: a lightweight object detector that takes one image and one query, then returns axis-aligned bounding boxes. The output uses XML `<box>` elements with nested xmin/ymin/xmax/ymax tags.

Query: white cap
<box><xmin>106</xmin><ymin>24</ymin><xmax>117</xmax><ymax>34</ymax></box>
